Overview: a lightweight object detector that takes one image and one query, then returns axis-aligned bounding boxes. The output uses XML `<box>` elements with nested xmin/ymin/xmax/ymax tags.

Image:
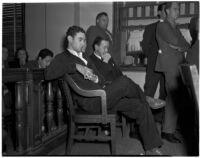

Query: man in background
<box><xmin>156</xmin><ymin>2</ymin><xmax>190</xmax><ymax>143</ymax></box>
<box><xmin>141</xmin><ymin>2</ymin><xmax>167</xmax><ymax>127</ymax></box>
<box><xmin>141</xmin><ymin>2</ymin><xmax>167</xmax><ymax>105</ymax></box>
<box><xmin>86</xmin><ymin>12</ymin><xmax>113</xmax><ymax>56</ymax></box>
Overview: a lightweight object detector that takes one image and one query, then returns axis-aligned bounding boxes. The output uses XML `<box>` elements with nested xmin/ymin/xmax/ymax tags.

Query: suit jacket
<box><xmin>45</xmin><ymin>50</ymin><xmax>105</xmax><ymax>90</ymax></box>
<box><xmin>155</xmin><ymin>19</ymin><xmax>190</xmax><ymax>73</ymax></box>
<box><xmin>141</xmin><ymin>21</ymin><xmax>159</xmax><ymax>70</ymax></box>
<box><xmin>45</xmin><ymin>50</ymin><xmax>106</xmax><ymax>112</ymax></box>
<box><xmin>90</xmin><ymin>54</ymin><xmax>122</xmax><ymax>82</ymax></box>
<box><xmin>23</xmin><ymin>60</ymin><xmax>39</xmax><ymax>69</ymax></box>
<box><xmin>186</xmin><ymin>39</ymin><xmax>199</xmax><ymax>71</ymax></box>
<box><xmin>86</xmin><ymin>25</ymin><xmax>113</xmax><ymax>56</ymax></box>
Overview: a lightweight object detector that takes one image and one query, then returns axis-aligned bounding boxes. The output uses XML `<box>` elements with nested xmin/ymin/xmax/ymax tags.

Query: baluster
<box><xmin>15</xmin><ymin>81</ymin><xmax>25</xmax><ymax>152</ymax></box>
<box><xmin>40</xmin><ymin>81</ymin><xmax>46</xmax><ymax>135</ymax></box>
<box><xmin>57</xmin><ymin>88</ymin><xmax>63</xmax><ymax>128</ymax></box>
<box><xmin>46</xmin><ymin>82</ymin><xmax>54</xmax><ymax>133</ymax></box>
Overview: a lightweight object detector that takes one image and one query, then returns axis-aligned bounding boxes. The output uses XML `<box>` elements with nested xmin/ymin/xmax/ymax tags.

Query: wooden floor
<box><xmin>47</xmin><ymin>125</ymin><xmax>195</xmax><ymax>156</ymax></box>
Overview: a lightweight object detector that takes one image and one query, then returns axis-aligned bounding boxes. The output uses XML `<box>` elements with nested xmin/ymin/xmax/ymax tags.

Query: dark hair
<box><xmin>65</xmin><ymin>25</ymin><xmax>85</xmax><ymax>47</ymax></box>
<box><xmin>15</xmin><ymin>48</ymin><xmax>29</xmax><ymax>62</ymax></box>
<box><xmin>37</xmin><ymin>48</ymin><xmax>54</xmax><ymax>60</ymax></box>
<box><xmin>96</xmin><ymin>12</ymin><xmax>108</xmax><ymax>22</ymax></box>
<box><xmin>165</xmin><ymin>2</ymin><xmax>173</xmax><ymax>12</ymax></box>
<box><xmin>92</xmin><ymin>36</ymin><xmax>109</xmax><ymax>51</ymax></box>
<box><xmin>165</xmin><ymin>2</ymin><xmax>179</xmax><ymax>13</ymax></box>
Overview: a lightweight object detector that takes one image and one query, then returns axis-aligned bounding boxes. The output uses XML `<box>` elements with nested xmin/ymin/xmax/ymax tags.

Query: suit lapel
<box><xmin>65</xmin><ymin>50</ymin><xmax>87</xmax><ymax>66</ymax></box>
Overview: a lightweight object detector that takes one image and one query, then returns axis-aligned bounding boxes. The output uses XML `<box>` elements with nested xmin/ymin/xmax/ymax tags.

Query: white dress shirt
<box><xmin>68</xmin><ymin>49</ymin><xmax>88</xmax><ymax>65</ymax></box>
<box><xmin>94</xmin><ymin>52</ymin><xmax>102</xmax><ymax>60</ymax></box>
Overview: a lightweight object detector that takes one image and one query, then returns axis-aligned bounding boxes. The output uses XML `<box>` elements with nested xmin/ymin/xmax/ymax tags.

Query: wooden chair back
<box><xmin>180</xmin><ymin>64</ymin><xmax>199</xmax><ymax>111</ymax></box>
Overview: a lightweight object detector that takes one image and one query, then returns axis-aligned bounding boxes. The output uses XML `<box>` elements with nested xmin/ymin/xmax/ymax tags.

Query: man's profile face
<box><xmin>96</xmin><ymin>40</ymin><xmax>109</xmax><ymax>57</ymax></box>
<box><xmin>167</xmin><ymin>2</ymin><xmax>179</xmax><ymax>20</ymax></box>
<box><xmin>97</xmin><ymin>15</ymin><xmax>109</xmax><ymax>30</ymax></box>
<box><xmin>158</xmin><ymin>6</ymin><xmax>166</xmax><ymax>19</ymax></box>
<box><xmin>70</xmin><ymin>32</ymin><xmax>86</xmax><ymax>53</ymax></box>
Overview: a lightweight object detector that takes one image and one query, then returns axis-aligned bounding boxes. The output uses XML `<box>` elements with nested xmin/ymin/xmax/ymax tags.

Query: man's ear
<box><xmin>94</xmin><ymin>44</ymin><xmax>98</xmax><ymax>51</ymax></box>
<box><xmin>67</xmin><ymin>36</ymin><xmax>73</xmax><ymax>43</ymax></box>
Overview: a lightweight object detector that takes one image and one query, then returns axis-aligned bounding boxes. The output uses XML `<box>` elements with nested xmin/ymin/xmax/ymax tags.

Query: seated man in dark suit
<box><xmin>90</xmin><ymin>36</ymin><xmax>166</xmax><ymax>109</ymax></box>
<box><xmin>45</xmin><ymin>26</ymin><xmax>164</xmax><ymax>155</ymax></box>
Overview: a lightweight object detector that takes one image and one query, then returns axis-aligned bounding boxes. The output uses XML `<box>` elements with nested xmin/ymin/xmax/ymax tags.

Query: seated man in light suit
<box><xmin>45</xmin><ymin>26</ymin><xmax>164</xmax><ymax>155</ymax></box>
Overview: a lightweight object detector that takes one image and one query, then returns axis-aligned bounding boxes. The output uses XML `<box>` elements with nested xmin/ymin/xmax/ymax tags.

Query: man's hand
<box><xmin>102</xmin><ymin>53</ymin><xmax>111</xmax><ymax>63</ymax></box>
<box><xmin>76</xmin><ymin>64</ymin><xmax>98</xmax><ymax>83</ymax></box>
<box><xmin>168</xmin><ymin>44</ymin><xmax>184</xmax><ymax>52</ymax></box>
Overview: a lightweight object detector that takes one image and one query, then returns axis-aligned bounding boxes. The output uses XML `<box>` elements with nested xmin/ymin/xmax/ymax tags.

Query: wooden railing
<box><xmin>2</xmin><ymin>68</ymin><xmax>67</xmax><ymax>155</ymax></box>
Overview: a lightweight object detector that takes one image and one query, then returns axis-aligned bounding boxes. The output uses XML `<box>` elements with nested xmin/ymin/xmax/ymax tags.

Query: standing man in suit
<box><xmin>86</xmin><ymin>12</ymin><xmax>113</xmax><ymax>56</ymax></box>
<box><xmin>45</xmin><ymin>26</ymin><xmax>164</xmax><ymax>155</ymax></box>
<box><xmin>141</xmin><ymin>3</ymin><xmax>166</xmax><ymax>101</ymax></box>
<box><xmin>156</xmin><ymin>2</ymin><xmax>190</xmax><ymax>143</ymax></box>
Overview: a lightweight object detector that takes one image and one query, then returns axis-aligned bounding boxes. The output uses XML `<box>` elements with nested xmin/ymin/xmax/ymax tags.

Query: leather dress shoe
<box><xmin>161</xmin><ymin>132</ymin><xmax>182</xmax><ymax>143</ymax></box>
<box><xmin>129</xmin><ymin>131</ymin><xmax>140</xmax><ymax>141</ymax></box>
<box><xmin>146</xmin><ymin>96</ymin><xmax>166</xmax><ymax>109</ymax></box>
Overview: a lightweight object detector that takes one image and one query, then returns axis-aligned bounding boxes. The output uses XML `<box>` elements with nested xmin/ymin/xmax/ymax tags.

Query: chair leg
<box><xmin>65</xmin><ymin>121</ymin><xmax>74</xmax><ymax>155</ymax></box>
<box><xmin>121</xmin><ymin>116</ymin><xmax>126</xmax><ymax>137</ymax></box>
<box><xmin>110</xmin><ymin>119</ymin><xmax>116</xmax><ymax>155</ymax></box>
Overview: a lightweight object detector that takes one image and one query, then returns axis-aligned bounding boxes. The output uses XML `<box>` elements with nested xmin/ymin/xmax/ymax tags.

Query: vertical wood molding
<box><xmin>74</xmin><ymin>2</ymin><xmax>80</xmax><ymax>26</ymax></box>
<box><xmin>44</xmin><ymin>4</ymin><xmax>47</xmax><ymax>48</ymax></box>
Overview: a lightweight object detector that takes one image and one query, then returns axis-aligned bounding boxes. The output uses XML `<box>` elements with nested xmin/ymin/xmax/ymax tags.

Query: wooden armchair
<box><xmin>179</xmin><ymin>64</ymin><xmax>199</xmax><ymax>145</ymax></box>
<box><xmin>58</xmin><ymin>74</ymin><xmax>119</xmax><ymax>155</ymax></box>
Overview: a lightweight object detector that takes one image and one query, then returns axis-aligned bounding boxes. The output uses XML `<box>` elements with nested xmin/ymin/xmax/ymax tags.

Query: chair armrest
<box><xmin>63</xmin><ymin>75</ymin><xmax>108</xmax><ymax>123</ymax></box>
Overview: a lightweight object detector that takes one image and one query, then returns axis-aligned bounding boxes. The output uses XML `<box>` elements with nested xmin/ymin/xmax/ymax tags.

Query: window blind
<box><xmin>3</xmin><ymin>3</ymin><xmax>25</xmax><ymax>57</ymax></box>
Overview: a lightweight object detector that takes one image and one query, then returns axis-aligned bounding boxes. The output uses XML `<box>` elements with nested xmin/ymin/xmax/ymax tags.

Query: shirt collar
<box><xmin>159</xmin><ymin>19</ymin><xmax>164</xmax><ymax>22</ymax></box>
<box><xmin>68</xmin><ymin>48</ymin><xmax>82</xmax><ymax>57</ymax></box>
<box><xmin>68</xmin><ymin>48</ymin><xmax>87</xmax><ymax>65</ymax></box>
<box><xmin>94</xmin><ymin>52</ymin><xmax>102</xmax><ymax>60</ymax></box>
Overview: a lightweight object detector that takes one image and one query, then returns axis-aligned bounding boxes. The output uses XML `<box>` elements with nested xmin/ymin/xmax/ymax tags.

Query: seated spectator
<box><xmin>186</xmin><ymin>15</ymin><xmax>199</xmax><ymax>72</ymax></box>
<box><xmin>9</xmin><ymin>48</ymin><xmax>29</xmax><ymax>68</ymax></box>
<box><xmin>24</xmin><ymin>48</ymin><xmax>54</xmax><ymax>69</ymax></box>
<box><xmin>2</xmin><ymin>45</ymin><xmax>9</xmax><ymax>69</ymax></box>
<box><xmin>45</xmin><ymin>25</ymin><xmax>165</xmax><ymax>155</ymax></box>
<box><xmin>90</xmin><ymin>36</ymin><xmax>166</xmax><ymax>109</ymax></box>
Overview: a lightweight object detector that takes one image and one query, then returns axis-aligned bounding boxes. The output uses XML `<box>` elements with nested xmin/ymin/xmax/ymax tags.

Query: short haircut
<box><xmin>66</xmin><ymin>25</ymin><xmax>85</xmax><ymax>38</ymax></box>
<box><xmin>92</xmin><ymin>36</ymin><xmax>109</xmax><ymax>51</ymax></box>
<box><xmin>37</xmin><ymin>48</ymin><xmax>54</xmax><ymax>60</ymax></box>
<box><xmin>96</xmin><ymin>12</ymin><xmax>108</xmax><ymax>22</ymax></box>
<box><xmin>165</xmin><ymin>2</ymin><xmax>179</xmax><ymax>13</ymax></box>
<box><xmin>65</xmin><ymin>25</ymin><xmax>85</xmax><ymax>47</ymax></box>
<box><xmin>158</xmin><ymin>2</ymin><xmax>166</xmax><ymax>12</ymax></box>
